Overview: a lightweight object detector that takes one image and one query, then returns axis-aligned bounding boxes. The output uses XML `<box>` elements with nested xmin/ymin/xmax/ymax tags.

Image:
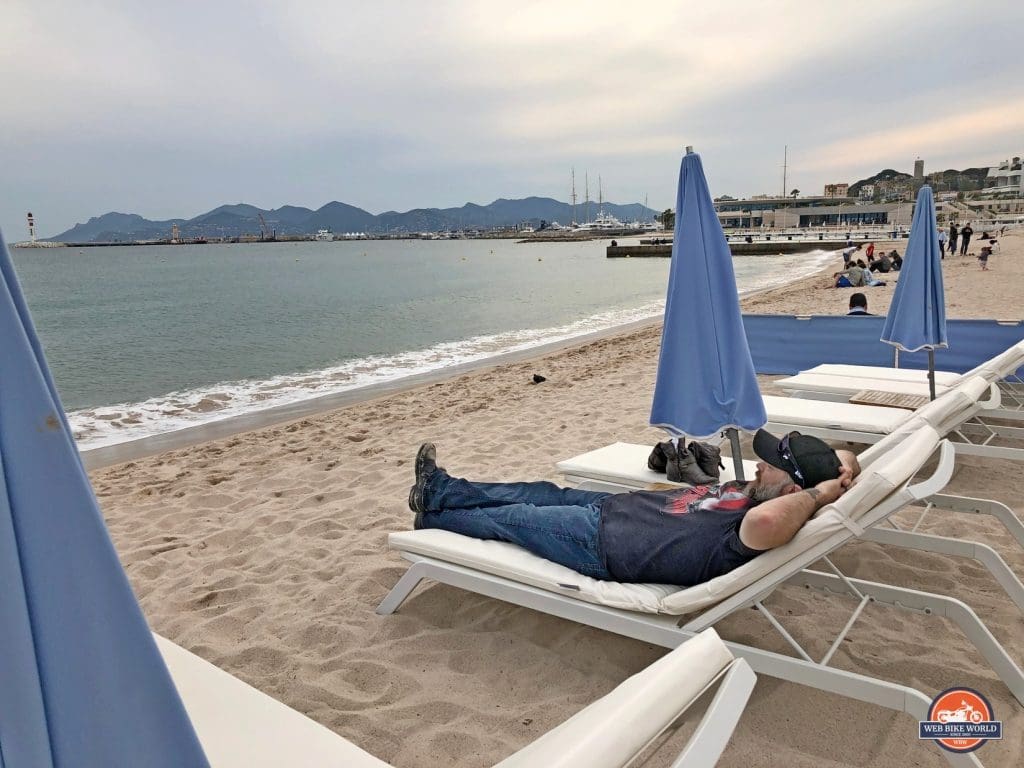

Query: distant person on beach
<box><xmin>890</xmin><ymin>251</ymin><xmax>903</xmax><ymax>271</ymax></box>
<box><xmin>978</xmin><ymin>245</ymin><xmax>992</xmax><ymax>271</ymax></box>
<box><xmin>865</xmin><ymin>242</ymin><xmax>875</xmax><ymax>260</ymax></box>
<box><xmin>948</xmin><ymin>224</ymin><xmax>958</xmax><ymax>255</ymax></box>
<box><xmin>869</xmin><ymin>251</ymin><xmax>892</xmax><ymax>273</ymax></box>
<box><xmin>841</xmin><ymin>243</ymin><xmax>862</xmax><ymax>266</ymax></box>
<box><xmin>960</xmin><ymin>223</ymin><xmax>974</xmax><ymax>256</ymax></box>
<box><xmin>833</xmin><ymin>264</ymin><xmax>866</xmax><ymax>288</ymax></box>
<box><xmin>847</xmin><ymin>293</ymin><xmax>872</xmax><ymax>315</ymax></box>
<box><xmin>408</xmin><ymin>438</ymin><xmax>856</xmax><ymax>586</ymax></box>
<box><xmin>938</xmin><ymin>229</ymin><xmax>947</xmax><ymax>257</ymax></box>
<box><xmin>862</xmin><ymin>267</ymin><xmax>886</xmax><ymax>287</ymax></box>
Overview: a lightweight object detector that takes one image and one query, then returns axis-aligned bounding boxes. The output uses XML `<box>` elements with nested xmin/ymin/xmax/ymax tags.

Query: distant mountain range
<box><xmin>51</xmin><ymin>198</ymin><xmax>657</xmax><ymax>242</ymax></box>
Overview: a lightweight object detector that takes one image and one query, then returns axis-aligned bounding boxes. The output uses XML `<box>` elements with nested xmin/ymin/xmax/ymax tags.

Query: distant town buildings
<box><xmin>823</xmin><ymin>183</ymin><xmax>849</xmax><ymax>198</ymax></box>
<box><xmin>913</xmin><ymin>158</ymin><xmax>924</xmax><ymax>180</ymax></box>
<box><xmin>984</xmin><ymin>157</ymin><xmax>1023</xmax><ymax>195</ymax></box>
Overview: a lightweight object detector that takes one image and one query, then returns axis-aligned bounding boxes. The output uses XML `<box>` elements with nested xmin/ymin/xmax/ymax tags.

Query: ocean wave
<box><xmin>69</xmin><ymin>299</ymin><xmax>667</xmax><ymax>449</ymax></box>
<box><xmin>68</xmin><ymin>248</ymin><xmax>837</xmax><ymax>449</ymax></box>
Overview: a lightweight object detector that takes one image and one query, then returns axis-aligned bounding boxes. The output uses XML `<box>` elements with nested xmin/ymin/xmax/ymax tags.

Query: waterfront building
<box><xmin>982</xmin><ymin>157</ymin><xmax>1024</xmax><ymax>196</ymax></box>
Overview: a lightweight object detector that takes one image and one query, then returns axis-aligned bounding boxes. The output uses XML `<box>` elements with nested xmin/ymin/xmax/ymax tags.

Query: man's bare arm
<box><xmin>739</xmin><ymin>469</ymin><xmax>852</xmax><ymax>551</ymax></box>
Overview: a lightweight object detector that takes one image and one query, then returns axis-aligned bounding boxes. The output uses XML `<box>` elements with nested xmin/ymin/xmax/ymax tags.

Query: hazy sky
<box><xmin>3</xmin><ymin>0</ymin><xmax>1023</xmax><ymax>238</ymax></box>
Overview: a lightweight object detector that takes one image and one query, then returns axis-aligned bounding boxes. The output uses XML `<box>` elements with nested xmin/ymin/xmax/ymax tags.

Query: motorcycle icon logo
<box><xmin>920</xmin><ymin>688</ymin><xmax>1001</xmax><ymax>754</ymax></box>
<box><xmin>936</xmin><ymin>701</ymin><xmax>984</xmax><ymax>724</ymax></box>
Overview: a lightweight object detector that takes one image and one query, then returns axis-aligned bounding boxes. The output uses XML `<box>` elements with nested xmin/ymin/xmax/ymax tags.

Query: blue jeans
<box><xmin>420</xmin><ymin>471</ymin><xmax>613</xmax><ymax>579</ymax></box>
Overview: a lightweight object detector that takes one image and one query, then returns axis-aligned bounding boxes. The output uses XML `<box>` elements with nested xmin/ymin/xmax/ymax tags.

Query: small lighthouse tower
<box><xmin>27</xmin><ymin>212</ymin><xmax>37</xmax><ymax>243</ymax></box>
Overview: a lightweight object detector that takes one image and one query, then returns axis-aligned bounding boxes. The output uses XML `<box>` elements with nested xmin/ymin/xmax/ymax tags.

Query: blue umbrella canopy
<box><xmin>650</xmin><ymin>149</ymin><xmax>766</xmax><ymax>441</ymax></box>
<box><xmin>881</xmin><ymin>184</ymin><xmax>948</xmax><ymax>353</ymax></box>
<box><xmin>0</xmin><ymin>231</ymin><xmax>208</xmax><ymax>767</ymax></box>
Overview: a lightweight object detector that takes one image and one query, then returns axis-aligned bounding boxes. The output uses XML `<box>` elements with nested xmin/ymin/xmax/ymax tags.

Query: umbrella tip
<box><xmin>685</xmin><ymin>145</ymin><xmax>694</xmax><ymax>154</ymax></box>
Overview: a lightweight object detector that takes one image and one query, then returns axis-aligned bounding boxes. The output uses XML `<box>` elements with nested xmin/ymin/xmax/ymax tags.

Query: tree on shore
<box><xmin>790</xmin><ymin>189</ymin><xmax>800</xmax><ymax>198</ymax></box>
<box><xmin>659</xmin><ymin>208</ymin><xmax>675</xmax><ymax>229</ymax></box>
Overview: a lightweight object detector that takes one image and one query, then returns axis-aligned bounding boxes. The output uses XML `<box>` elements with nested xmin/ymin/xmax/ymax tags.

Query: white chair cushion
<box><xmin>776</xmin><ymin>372</ymin><xmax>948</xmax><ymax>398</ymax></box>
<box><xmin>556</xmin><ymin>442</ymin><xmax>757</xmax><ymax>489</ymax></box>
<box><xmin>807</xmin><ymin>364</ymin><xmax>961</xmax><ymax>386</ymax></box>
<box><xmin>762</xmin><ymin>395</ymin><xmax>910</xmax><ymax>433</ymax></box>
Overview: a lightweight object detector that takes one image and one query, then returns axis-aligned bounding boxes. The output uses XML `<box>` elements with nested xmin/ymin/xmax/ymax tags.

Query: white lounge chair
<box><xmin>556</xmin><ymin>439</ymin><xmax>1024</xmax><ymax>618</ymax></box>
<box><xmin>381</xmin><ymin>427</ymin><xmax>1014</xmax><ymax>767</ymax></box>
<box><xmin>158</xmin><ymin>630</ymin><xmax>755</xmax><ymax>768</ymax></box>
<box><xmin>764</xmin><ymin>375</ymin><xmax>1024</xmax><ymax>462</ymax></box>
<box><xmin>556</xmin><ymin>378</ymin><xmax>1024</xmax><ymax>615</ymax></box>
<box><xmin>776</xmin><ymin>339</ymin><xmax>1024</xmax><ymax>421</ymax></box>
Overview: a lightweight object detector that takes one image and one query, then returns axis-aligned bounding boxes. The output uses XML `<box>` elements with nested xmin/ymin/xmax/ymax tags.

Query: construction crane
<box><xmin>257</xmin><ymin>213</ymin><xmax>276</xmax><ymax>242</ymax></box>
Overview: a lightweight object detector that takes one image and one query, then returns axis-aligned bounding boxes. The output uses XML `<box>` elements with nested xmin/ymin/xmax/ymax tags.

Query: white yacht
<box><xmin>314</xmin><ymin>229</ymin><xmax>333</xmax><ymax>241</ymax></box>
<box><xmin>576</xmin><ymin>210</ymin><xmax>624</xmax><ymax>230</ymax></box>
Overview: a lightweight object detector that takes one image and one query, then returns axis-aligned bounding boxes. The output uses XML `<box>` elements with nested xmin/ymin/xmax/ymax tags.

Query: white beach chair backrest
<box><xmin>963</xmin><ymin>339</ymin><xmax>1024</xmax><ymax>382</ymax></box>
<box><xmin>493</xmin><ymin>629</ymin><xmax>735</xmax><ymax>768</ymax></box>
<box><xmin>858</xmin><ymin>375</ymin><xmax>989</xmax><ymax>468</ymax></box>
<box><xmin>660</xmin><ymin>425</ymin><xmax>943</xmax><ymax>615</ymax></box>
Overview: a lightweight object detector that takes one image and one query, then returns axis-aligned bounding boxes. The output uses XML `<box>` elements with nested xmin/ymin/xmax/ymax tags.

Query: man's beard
<box><xmin>746</xmin><ymin>478</ymin><xmax>790</xmax><ymax>503</ymax></box>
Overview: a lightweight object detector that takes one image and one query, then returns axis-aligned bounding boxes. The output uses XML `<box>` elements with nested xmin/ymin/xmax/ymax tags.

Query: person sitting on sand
<box><xmin>890</xmin><ymin>251</ymin><xmax>903</xmax><ymax>271</ymax></box>
<box><xmin>833</xmin><ymin>263</ymin><xmax>866</xmax><ymax>288</ymax></box>
<box><xmin>408</xmin><ymin>435</ymin><xmax>857</xmax><ymax>586</ymax></box>
<box><xmin>869</xmin><ymin>251</ymin><xmax>892</xmax><ymax>273</ymax></box>
<box><xmin>847</xmin><ymin>292</ymin><xmax>872</xmax><ymax>315</ymax></box>
<box><xmin>862</xmin><ymin>266</ymin><xmax>886</xmax><ymax>287</ymax></box>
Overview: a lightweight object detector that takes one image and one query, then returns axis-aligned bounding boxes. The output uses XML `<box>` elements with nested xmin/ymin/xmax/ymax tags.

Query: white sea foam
<box><xmin>68</xmin><ymin>248</ymin><xmax>837</xmax><ymax>449</ymax></box>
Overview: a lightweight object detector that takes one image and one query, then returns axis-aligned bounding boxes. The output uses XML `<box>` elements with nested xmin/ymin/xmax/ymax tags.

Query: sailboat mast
<box><xmin>585</xmin><ymin>173</ymin><xmax>590</xmax><ymax>224</ymax></box>
<box><xmin>571</xmin><ymin>167</ymin><xmax>577</xmax><ymax>226</ymax></box>
<box><xmin>781</xmin><ymin>145</ymin><xmax>788</xmax><ymax>199</ymax></box>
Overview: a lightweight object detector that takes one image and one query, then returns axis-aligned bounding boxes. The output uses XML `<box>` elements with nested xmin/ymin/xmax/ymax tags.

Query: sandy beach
<box><xmin>90</xmin><ymin>230</ymin><xmax>1024</xmax><ymax>767</ymax></box>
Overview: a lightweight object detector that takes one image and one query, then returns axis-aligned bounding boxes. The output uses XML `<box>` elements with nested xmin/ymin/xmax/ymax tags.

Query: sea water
<box><xmin>11</xmin><ymin>238</ymin><xmax>836</xmax><ymax>448</ymax></box>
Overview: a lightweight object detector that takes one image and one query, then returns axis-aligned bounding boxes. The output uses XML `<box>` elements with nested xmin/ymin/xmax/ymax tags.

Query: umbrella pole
<box><xmin>928</xmin><ymin>349</ymin><xmax>936</xmax><ymax>400</ymax></box>
<box><xmin>726</xmin><ymin>428</ymin><xmax>745</xmax><ymax>482</ymax></box>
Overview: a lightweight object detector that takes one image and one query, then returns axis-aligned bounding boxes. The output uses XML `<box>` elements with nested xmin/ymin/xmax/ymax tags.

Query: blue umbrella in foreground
<box><xmin>650</xmin><ymin>148</ymin><xmax>767</xmax><ymax>480</ymax></box>
<box><xmin>0</xmin><ymin>230</ymin><xmax>208</xmax><ymax>767</ymax></box>
<box><xmin>880</xmin><ymin>185</ymin><xmax>947</xmax><ymax>399</ymax></box>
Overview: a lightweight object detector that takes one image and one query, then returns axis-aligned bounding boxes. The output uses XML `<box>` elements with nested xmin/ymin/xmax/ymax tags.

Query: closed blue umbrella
<box><xmin>650</xmin><ymin>148</ymin><xmax>766</xmax><ymax>479</ymax></box>
<box><xmin>880</xmin><ymin>185</ymin><xmax>947</xmax><ymax>399</ymax></box>
<box><xmin>0</xmin><ymin>230</ymin><xmax>208</xmax><ymax>767</ymax></box>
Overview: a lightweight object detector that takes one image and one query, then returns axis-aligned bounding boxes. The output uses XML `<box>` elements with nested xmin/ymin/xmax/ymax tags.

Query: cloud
<box><xmin>2</xmin><ymin>0</ymin><xmax>1024</xmax><ymax>237</ymax></box>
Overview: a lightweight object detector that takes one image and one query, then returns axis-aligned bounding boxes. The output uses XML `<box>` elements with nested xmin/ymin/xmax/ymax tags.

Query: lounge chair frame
<box><xmin>768</xmin><ymin>384</ymin><xmax>1024</xmax><ymax>463</ymax></box>
<box><xmin>380</xmin><ymin>440</ymin><xmax>1003</xmax><ymax>767</ymax></box>
<box><xmin>558</xmin><ymin>443</ymin><xmax>1024</xmax><ymax>619</ymax></box>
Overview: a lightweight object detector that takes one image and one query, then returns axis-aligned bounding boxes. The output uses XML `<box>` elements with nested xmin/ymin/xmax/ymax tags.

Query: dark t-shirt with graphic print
<box><xmin>598</xmin><ymin>482</ymin><xmax>765</xmax><ymax>585</ymax></box>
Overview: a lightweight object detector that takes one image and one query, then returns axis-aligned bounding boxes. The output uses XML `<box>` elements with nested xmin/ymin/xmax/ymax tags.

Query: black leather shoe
<box><xmin>667</xmin><ymin>442</ymin><xmax>718</xmax><ymax>485</ymax></box>
<box><xmin>687</xmin><ymin>441</ymin><xmax>723</xmax><ymax>480</ymax></box>
<box><xmin>409</xmin><ymin>442</ymin><xmax>438</xmax><ymax>527</ymax></box>
<box><xmin>647</xmin><ymin>441</ymin><xmax>671</xmax><ymax>472</ymax></box>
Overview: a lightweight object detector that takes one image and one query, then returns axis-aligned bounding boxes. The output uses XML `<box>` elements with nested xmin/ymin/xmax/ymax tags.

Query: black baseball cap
<box><xmin>752</xmin><ymin>429</ymin><xmax>842</xmax><ymax>489</ymax></box>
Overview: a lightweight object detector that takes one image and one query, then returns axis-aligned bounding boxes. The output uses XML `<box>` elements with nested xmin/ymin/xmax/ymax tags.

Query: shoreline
<box><xmin>81</xmin><ymin>315</ymin><xmax>664</xmax><ymax>469</ymax></box>
<box><xmin>82</xmin><ymin>253</ymin><xmax>841</xmax><ymax>469</ymax></box>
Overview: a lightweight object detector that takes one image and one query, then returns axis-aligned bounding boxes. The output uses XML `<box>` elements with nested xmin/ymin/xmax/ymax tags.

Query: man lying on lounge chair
<box><xmin>408</xmin><ymin>431</ymin><xmax>859</xmax><ymax>586</ymax></box>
